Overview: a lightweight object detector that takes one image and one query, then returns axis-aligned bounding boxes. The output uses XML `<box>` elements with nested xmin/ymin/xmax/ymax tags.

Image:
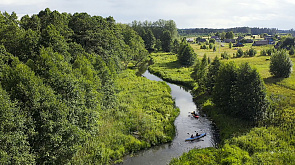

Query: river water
<box><xmin>122</xmin><ymin>70</ymin><xmax>217</xmax><ymax>165</ymax></box>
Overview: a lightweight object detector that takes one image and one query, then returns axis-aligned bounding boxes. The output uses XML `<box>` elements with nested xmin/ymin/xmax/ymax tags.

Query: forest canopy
<box><xmin>0</xmin><ymin>9</ymin><xmax>179</xmax><ymax>164</ymax></box>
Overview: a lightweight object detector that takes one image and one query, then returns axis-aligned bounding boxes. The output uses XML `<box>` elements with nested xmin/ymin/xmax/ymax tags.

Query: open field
<box><xmin>191</xmin><ymin>42</ymin><xmax>274</xmax><ymax>59</ymax></box>
<box><xmin>191</xmin><ymin>42</ymin><xmax>295</xmax><ymax>100</ymax></box>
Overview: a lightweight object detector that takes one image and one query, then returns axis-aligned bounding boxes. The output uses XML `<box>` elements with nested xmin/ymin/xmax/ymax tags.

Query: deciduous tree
<box><xmin>270</xmin><ymin>50</ymin><xmax>293</xmax><ymax>78</ymax></box>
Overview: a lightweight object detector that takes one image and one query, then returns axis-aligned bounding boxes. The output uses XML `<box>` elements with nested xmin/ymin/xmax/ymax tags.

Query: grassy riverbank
<box><xmin>110</xmin><ymin>69</ymin><xmax>179</xmax><ymax>163</ymax></box>
<box><xmin>148</xmin><ymin>53</ymin><xmax>195</xmax><ymax>88</ymax></box>
<box><xmin>147</xmin><ymin>52</ymin><xmax>295</xmax><ymax>164</ymax></box>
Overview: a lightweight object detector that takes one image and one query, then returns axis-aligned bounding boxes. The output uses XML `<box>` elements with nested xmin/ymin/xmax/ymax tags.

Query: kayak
<box><xmin>192</xmin><ymin>114</ymin><xmax>199</xmax><ymax>118</ymax></box>
<box><xmin>191</xmin><ymin>111</ymin><xmax>199</xmax><ymax>118</ymax></box>
<box><xmin>185</xmin><ymin>133</ymin><xmax>206</xmax><ymax>141</ymax></box>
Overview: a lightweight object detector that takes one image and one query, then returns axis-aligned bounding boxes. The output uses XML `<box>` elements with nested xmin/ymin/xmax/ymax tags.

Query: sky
<box><xmin>1</xmin><ymin>0</ymin><xmax>295</xmax><ymax>29</ymax></box>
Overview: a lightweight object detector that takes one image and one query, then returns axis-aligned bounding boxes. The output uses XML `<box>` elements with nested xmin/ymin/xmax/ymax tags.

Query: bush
<box><xmin>260</xmin><ymin>49</ymin><xmax>267</xmax><ymax>56</ymax></box>
<box><xmin>200</xmin><ymin>45</ymin><xmax>207</xmax><ymax>49</ymax></box>
<box><xmin>209</xmin><ymin>43</ymin><xmax>213</xmax><ymax>49</ymax></box>
<box><xmin>248</xmin><ymin>47</ymin><xmax>257</xmax><ymax>57</ymax></box>
<box><xmin>267</xmin><ymin>48</ymin><xmax>275</xmax><ymax>56</ymax></box>
<box><xmin>221</xmin><ymin>51</ymin><xmax>230</xmax><ymax>59</ymax></box>
<box><xmin>289</xmin><ymin>46</ymin><xmax>295</xmax><ymax>55</ymax></box>
<box><xmin>236</xmin><ymin>48</ymin><xmax>243</xmax><ymax>58</ymax></box>
<box><xmin>270</xmin><ymin>50</ymin><xmax>293</xmax><ymax>78</ymax></box>
<box><xmin>209</xmin><ymin>38</ymin><xmax>215</xmax><ymax>44</ymax></box>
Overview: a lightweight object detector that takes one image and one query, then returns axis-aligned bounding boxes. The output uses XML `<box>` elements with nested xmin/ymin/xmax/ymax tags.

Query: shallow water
<box><xmin>121</xmin><ymin>70</ymin><xmax>216</xmax><ymax>165</ymax></box>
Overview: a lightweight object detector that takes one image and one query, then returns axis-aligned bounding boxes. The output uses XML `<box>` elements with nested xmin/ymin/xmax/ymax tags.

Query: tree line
<box><xmin>131</xmin><ymin>19</ymin><xmax>178</xmax><ymax>52</ymax></box>
<box><xmin>179</xmin><ymin>27</ymin><xmax>280</xmax><ymax>35</ymax></box>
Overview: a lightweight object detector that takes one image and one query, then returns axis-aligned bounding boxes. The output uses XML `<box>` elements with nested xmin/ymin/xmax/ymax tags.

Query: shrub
<box><xmin>270</xmin><ymin>50</ymin><xmax>293</xmax><ymax>78</ymax></box>
<box><xmin>260</xmin><ymin>49</ymin><xmax>267</xmax><ymax>56</ymax></box>
<box><xmin>289</xmin><ymin>46</ymin><xmax>295</xmax><ymax>55</ymax></box>
<box><xmin>209</xmin><ymin>43</ymin><xmax>213</xmax><ymax>49</ymax></box>
<box><xmin>236</xmin><ymin>48</ymin><xmax>243</xmax><ymax>58</ymax></box>
<box><xmin>221</xmin><ymin>51</ymin><xmax>230</xmax><ymax>59</ymax></box>
<box><xmin>248</xmin><ymin>47</ymin><xmax>257</xmax><ymax>57</ymax></box>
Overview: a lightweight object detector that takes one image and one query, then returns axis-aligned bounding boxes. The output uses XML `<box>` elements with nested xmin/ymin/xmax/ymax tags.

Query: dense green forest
<box><xmin>0</xmin><ymin>9</ymin><xmax>179</xmax><ymax>164</ymax></box>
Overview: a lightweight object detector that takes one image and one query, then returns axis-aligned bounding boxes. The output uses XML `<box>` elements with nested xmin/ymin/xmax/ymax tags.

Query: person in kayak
<box><xmin>191</xmin><ymin>111</ymin><xmax>196</xmax><ymax>115</ymax></box>
<box><xmin>191</xmin><ymin>134</ymin><xmax>194</xmax><ymax>138</ymax></box>
<box><xmin>196</xmin><ymin>132</ymin><xmax>199</xmax><ymax>136</ymax></box>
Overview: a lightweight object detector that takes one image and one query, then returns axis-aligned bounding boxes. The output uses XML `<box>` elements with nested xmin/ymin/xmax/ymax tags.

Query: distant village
<box><xmin>186</xmin><ymin>34</ymin><xmax>281</xmax><ymax>48</ymax></box>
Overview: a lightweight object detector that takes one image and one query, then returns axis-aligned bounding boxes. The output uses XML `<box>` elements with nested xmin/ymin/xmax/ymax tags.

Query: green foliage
<box><xmin>236</xmin><ymin>48</ymin><xmax>244</xmax><ymax>58</ymax></box>
<box><xmin>279</xmin><ymin>37</ymin><xmax>295</xmax><ymax>50</ymax></box>
<box><xmin>0</xmin><ymin>84</ymin><xmax>34</xmax><ymax>164</ymax></box>
<box><xmin>260</xmin><ymin>49</ymin><xmax>267</xmax><ymax>56</ymax></box>
<box><xmin>162</xmin><ymin>30</ymin><xmax>172</xmax><ymax>52</ymax></box>
<box><xmin>155</xmin><ymin>39</ymin><xmax>162</xmax><ymax>51</ymax></box>
<box><xmin>209</xmin><ymin>38</ymin><xmax>215</xmax><ymax>44</ymax></box>
<box><xmin>212</xmin><ymin>62</ymin><xmax>237</xmax><ymax>114</ymax></box>
<box><xmin>191</xmin><ymin>54</ymin><xmax>209</xmax><ymax>90</ymax></box>
<box><xmin>131</xmin><ymin>19</ymin><xmax>177</xmax><ymax>52</ymax></box>
<box><xmin>0</xmin><ymin>9</ymin><xmax>163</xmax><ymax>164</ymax></box>
<box><xmin>213</xmin><ymin>62</ymin><xmax>267</xmax><ymax>122</ymax></box>
<box><xmin>267</xmin><ymin>47</ymin><xmax>275</xmax><ymax>56</ymax></box>
<box><xmin>172</xmin><ymin>39</ymin><xmax>180</xmax><ymax>54</ymax></box>
<box><xmin>221</xmin><ymin>51</ymin><xmax>230</xmax><ymax>59</ymax></box>
<box><xmin>178</xmin><ymin>40</ymin><xmax>196</xmax><ymax>66</ymax></box>
<box><xmin>247</xmin><ymin>47</ymin><xmax>257</xmax><ymax>57</ymax></box>
<box><xmin>209</xmin><ymin>43</ymin><xmax>214</xmax><ymax>49</ymax></box>
<box><xmin>270</xmin><ymin>50</ymin><xmax>293</xmax><ymax>78</ymax></box>
<box><xmin>200</xmin><ymin>44</ymin><xmax>207</xmax><ymax>49</ymax></box>
<box><xmin>229</xmin><ymin>42</ymin><xmax>232</xmax><ymax>49</ymax></box>
<box><xmin>225</xmin><ymin>31</ymin><xmax>234</xmax><ymax>39</ymax></box>
<box><xmin>233</xmin><ymin>63</ymin><xmax>268</xmax><ymax>121</ymax></box>
<box><xmin>170</xmin><ymin>147</ymin><xmax>218</xmax><ymax>165</ymax></box>
<box><xmin>205</xmin><ymin>56</ymin><xmax>221</xmax><ymax>94</ymax></box>
<box><xmin>289</xmin><ymin>46</ymin><xmax>295</xmax><ymax>55</ymax></box>
<box><xmin>143</xmin><ymin>29</ymin><xmax>156</xmax><ymax>50</ymax></box>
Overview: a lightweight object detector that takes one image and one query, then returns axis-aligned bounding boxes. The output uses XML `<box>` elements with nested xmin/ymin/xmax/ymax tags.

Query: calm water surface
<box><xmin>122</xmin><ymin>70</ymin><xmax>217</xmax><ymax>165</ymax></box>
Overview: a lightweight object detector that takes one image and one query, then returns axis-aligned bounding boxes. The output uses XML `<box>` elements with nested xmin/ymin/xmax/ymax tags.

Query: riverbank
<box><xmin>122</xmin><ymin>70</ymin><xmax>216</xmax><ymax>165</ymax></box>
<box><xmin>100</xmin><ymin>69</ymin><xmax>180</xmax><ymax>164</ymax></box>
<box><xmin>148</xmin><ymin>52</ymin><xmax>295</xmax><ymax>164</ymax></box>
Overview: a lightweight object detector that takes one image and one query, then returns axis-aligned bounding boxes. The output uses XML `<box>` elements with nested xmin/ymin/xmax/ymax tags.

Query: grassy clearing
<box><xmin>148</xmin><ymin>53</ymin><xmax>194</xmax><ymax>88</ymax></box>
<box><xmin>191</xmin><ymin>42</ymin><xmax>274</xmax><ymax>59</ymax></box>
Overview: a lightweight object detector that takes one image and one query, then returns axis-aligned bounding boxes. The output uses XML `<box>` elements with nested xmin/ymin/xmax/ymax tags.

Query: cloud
<box><xmin>0</xmin><ymin>0</ymin><xmax>294</xmax><ymax>29</ymax></box>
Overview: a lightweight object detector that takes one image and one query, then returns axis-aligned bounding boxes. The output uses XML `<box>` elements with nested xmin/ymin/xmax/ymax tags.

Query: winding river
<box><xmin>122</xmin><ymin>70</ymin><xmax>217</xmax><ymax>165</ymax></box>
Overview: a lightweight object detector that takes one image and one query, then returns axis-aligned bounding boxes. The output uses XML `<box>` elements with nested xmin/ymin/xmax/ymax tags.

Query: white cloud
<box><xmin>0</xmin><ymin>0</ymin><xmax>294</xmax><ymax>29</ymax></box>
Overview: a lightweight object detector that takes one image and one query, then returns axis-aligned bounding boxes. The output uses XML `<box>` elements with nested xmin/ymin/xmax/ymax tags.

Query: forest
<box><xmin>0</xmin><ymin>9</ymin><xmax>179</xmax><ymax>164</ymax></box>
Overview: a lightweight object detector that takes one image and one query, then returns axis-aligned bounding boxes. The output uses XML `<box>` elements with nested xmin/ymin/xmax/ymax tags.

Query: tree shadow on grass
<box><xmin>160</xmin><ymin>60</ymin><xmax>184</xmax><ymax>69</ymax></box>
<box><xmin>263</xmin><ymin>76</ymin><xmax>284</xmax><ymax>85</ymax></box>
